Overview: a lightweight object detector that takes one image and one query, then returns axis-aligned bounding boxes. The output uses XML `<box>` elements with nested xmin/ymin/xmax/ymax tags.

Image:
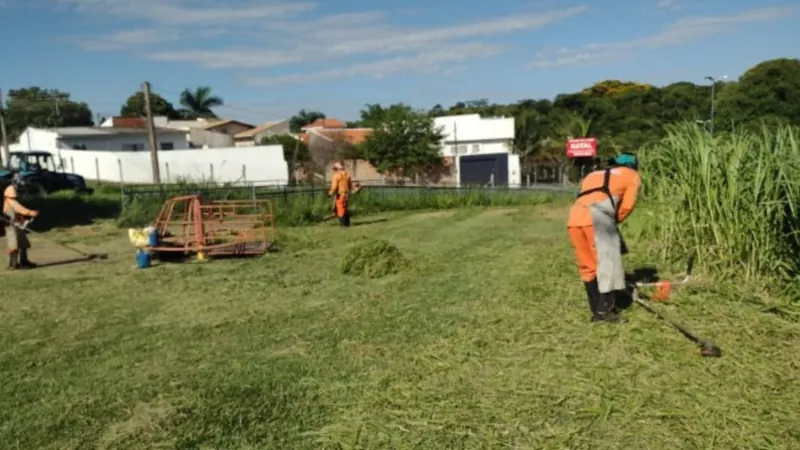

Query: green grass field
<box><xmin>2</xmin><ymin>205</ymin><xmax>799</xmax><ymax>449</ymax></box>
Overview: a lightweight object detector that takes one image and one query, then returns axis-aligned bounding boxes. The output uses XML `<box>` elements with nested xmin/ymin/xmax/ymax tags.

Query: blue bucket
<box><xmin>147</xmin><ymin>229</ymin><xmax>160</xmax><ymax>247</ymax></box>
<box><xmin>136</xmin><ymin>249</ymin><xmax>151</xmax><ymax>268</ymax></box>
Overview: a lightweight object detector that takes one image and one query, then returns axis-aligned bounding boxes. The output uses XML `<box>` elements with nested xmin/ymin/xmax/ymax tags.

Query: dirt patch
<box><xmin>97</xmin><ymin>398</ymin><xmax>185</xmax><ymax>448</ymax></box>
<box><xmin>407</xmin><ymin>210</ymin><xmax>455</xmax><ymax>220</ymax></box>
<box><xmin>481</xmin><ymin>208</ymin><xmax>518</xmax><ymax>216</ymax></box>
<box><xmin>536</xmin><ymin>204</ymin><xmax>570</xmax><ymax>220</ymax></box>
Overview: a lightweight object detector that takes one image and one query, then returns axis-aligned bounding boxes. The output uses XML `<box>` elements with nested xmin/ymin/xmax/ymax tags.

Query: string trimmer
<box><xmin>323</xmin><ymin>182</ymin><xmax>363</xmax><ymax>221</ymax></box>
<box><xmin>630</xmin><ymin>254</ymin><xmax>722</xmax><ymax>358</ymax></box>
<box><xmin>2</xmin><ymin>216</ymin><xmax>108</xmax><ymax>261</ymax></box>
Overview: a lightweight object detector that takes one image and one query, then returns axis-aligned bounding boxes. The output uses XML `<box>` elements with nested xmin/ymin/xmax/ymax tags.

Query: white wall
<box><xmin>9</xmin><ymin>129</ymin><xmax>59</xmax><ymax>151</ymax></box>
<box><xmin>442</xmin><ymin>140</ymin><xmax>511</xmax><ymax>157</ymax></box>
<box><xmin>434</xmin><ymin>114</ymin><xmax>514</xmax><ymax>142</ymax></box>
<box><xmin>10</xmin><ymin>127</ymin><xmax>190</xmax><ymax>151</ymax></box>
<box><xmin>434</xmin><ymin>114</ymin><xmax>514</xmax><ymax>157</ymax></box>
<box><xmin>58</xmin><ymin>132</ymin><xmax>190</xmax><ymax>150</ymax></box>
<box><xmin>39</xmin><ymin>146</ymin><xmax>287</xmax><ymax>185</ymax></box>
<box><xmin>508</xmin><ymin>154</ymin><xmax>521</xmax><ymax>187</ymax></box>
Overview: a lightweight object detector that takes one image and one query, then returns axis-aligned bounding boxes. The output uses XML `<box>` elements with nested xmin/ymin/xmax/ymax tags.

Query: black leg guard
<box><xmin>342</xmin><ymin>213</ymin><xmax>351</xmax><ymax>227</ymax></box>
<box><xmin>18</xmin><ymin>249</ymin><xmax>36</xmax><ymax>268</ymax></box>
<box><xmin>583</xmin><ymin>279</ymin><xmax>602</xmax><ymax>321</ymax></box>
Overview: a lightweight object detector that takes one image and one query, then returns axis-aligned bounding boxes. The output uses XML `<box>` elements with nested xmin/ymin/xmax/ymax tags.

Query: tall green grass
<box><xmin>639</xmin><ymin>122</ymin><xmax>800</xmax><ymax>284</ymax></box>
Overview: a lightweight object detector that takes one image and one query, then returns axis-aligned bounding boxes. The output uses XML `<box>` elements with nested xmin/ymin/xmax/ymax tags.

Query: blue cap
<box><xmin>614</xmin><ymin>153</ymin><xmax>638</xmax><ymax>169</ymax></box>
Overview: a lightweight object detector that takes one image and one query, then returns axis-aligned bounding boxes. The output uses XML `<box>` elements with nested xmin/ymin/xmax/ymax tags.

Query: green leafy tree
<box><xmin>120</xmin><ymin>91</ymin><xmax>180</xmax><ymax>118</ymax></box>
<box><xmin>715</xmin><ymin>58</ymin><xmax>800</xmax><ymax>131</ymax></box>
<box><xmin>3</xmin><ymin>87</ymin><xmax>93</xmax><ymax>140</ymax></box>
<box><xmin>260</xmin><ymin>134</ymin><xmax>309</xmax><ymax>163</ymax></box>
<box><xmin>179</xmin><ymin>86</ymin><xmax>223</xmax><ymax>119</ymax></box>
<box><xmin>358</xmin><ymin>103</ymin><xmax>446</xmax><ymax>180</ymax></box>
<box><xmin>289</xmin><ymin>109</ymin><xmax>326</xmax><ymax>133</ymax></box>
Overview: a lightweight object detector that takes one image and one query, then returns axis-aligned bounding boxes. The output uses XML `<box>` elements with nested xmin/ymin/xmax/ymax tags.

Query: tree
<box><xmin>358</xmin><ymin>103</ymin><xmax>446</xmax><ymax>180</ymax></box>
<box><xmin>261</xmin><ymin>134</ymin><xmax>310</xmax><ymax>183</ymax></box>
<box><xmin>715</xmin><ymin>58</ymin><xmax>800</xmax><ymax>130</ymax></box>
<box><xmin>289</xmin><ymin>109</ymin><xmax>325</xmax><ymax>133</ymax></box>
<box><xmin>120</xmin><ymin>91</ymin><xmax>179</xmax><ymax>118</ymax></box>
<box><xmin>3</xmin><ymin>87</ymin><xmax>93</xmax><ymax>140</ymax></box>
<box><xmin>260</xmin><ymin>134</ymin><xmax>309</xmax><ymax>163</ymax></box>
<box><xmin>179</xmin><ymin>86</ymin><xmax>223</xmax><ymax>119</ymax></box>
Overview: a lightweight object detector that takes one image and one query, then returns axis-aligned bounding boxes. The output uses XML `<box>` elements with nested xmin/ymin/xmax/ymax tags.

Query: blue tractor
<box><xmin>0</xmin><ymin>151</ymin><xmax>93</xmax><ymax>196</ymax></box>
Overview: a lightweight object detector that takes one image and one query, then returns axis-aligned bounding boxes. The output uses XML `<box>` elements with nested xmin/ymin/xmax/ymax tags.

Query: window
<box><xmin>471</xmin><ymin>144</ymin><xmax>480</xmax><ymax>153</ymax></box>
<box><xmin>121</xmin><ymin>143</ymin><xmax>144</xmax><ymax>151</ymax></box>
<box><xmin>72</xmin><ymin>144</ymin><xmax>87</xmax><ymax>150</ymax></box>
<box><xmin>457</xmin><ymin>145</ymin><xmax>467</xmax><ymax>154</ymax></box>
<box><xmin>160</xmin><ymin>142</ymin><xmax>174</xmax><ymax>150</ymax></box>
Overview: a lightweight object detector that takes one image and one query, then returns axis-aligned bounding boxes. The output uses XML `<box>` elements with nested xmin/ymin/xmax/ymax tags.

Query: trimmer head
<box><xmin>700</xmin><ymin>342</ymin><xmax>722</xmax><ymax>357</ymax></box>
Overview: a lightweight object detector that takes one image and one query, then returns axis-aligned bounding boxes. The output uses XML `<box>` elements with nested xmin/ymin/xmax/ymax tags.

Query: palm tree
<box><xmin>179</xmin><ymin>86</ymin><xmax>223</xmax><ymax>119</ymax></box>
<box><xmin>289</xmin><ymin>109</ymin><xmax>326</xmax><ymax>133</ymax></box>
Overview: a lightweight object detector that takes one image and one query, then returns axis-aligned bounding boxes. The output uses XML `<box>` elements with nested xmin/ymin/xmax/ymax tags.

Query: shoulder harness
<box><xmin>576</xmin><ymin>167</ymin><xmax>616</xmax><ymax>211</ymax></box>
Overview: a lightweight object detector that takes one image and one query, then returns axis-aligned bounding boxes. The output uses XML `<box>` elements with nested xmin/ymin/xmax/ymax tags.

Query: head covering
<box><xmin>4</xmin><ymin>184</ymin><xmax>17</xmax><ymax>198</ymax></box>
<box><xmin>613</xmin><ymin>153</ymin><xmax>638</xmax><ymax>170</ymax></box>
<box><xmin>332</xmin><ymin>161</ymin><xmax>344</xmax><ymax>170</ymax></box>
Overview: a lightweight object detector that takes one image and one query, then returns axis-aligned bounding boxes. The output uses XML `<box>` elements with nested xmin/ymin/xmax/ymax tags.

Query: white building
<box><xmin>434</xmin><ymin>113</ymin><xmax>514</xmax><ymax>156</ymax></box>
<box><xmin>99</xmin><ymin>116</ymin><xmax>254</xmax><ymax>148</ymax></box>
<box><xmin>10</xmin><ymin>126</ymin><xmax>190</xmax><ymax>152</ymax></box>
<box><xmin>432</xmin><ymin>114</ymin><xmax>520</xmax><ymax>187</ymax></box>
<box><xmin>234</xmin><ymin>120</ymin><xmax>291</xmax><ymax>147</ymax></box>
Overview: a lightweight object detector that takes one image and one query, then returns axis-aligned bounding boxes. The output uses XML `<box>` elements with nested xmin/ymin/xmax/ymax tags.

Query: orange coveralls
<box><xmin>329</xmin><ymin>170</ymin><xmax>353</xmax><ymax>224</ymax></box>
<box><xmin>567</xmin><ymin>166</ymin><xmax>640</xmax><ymax>293</ymax></box>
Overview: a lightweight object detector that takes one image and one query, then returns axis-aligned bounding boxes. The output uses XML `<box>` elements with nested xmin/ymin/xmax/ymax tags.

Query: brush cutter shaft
<box><xmin>5</xmin><ymin>217</ymin><xmax>95</xmax><ymax>259</ymax></box>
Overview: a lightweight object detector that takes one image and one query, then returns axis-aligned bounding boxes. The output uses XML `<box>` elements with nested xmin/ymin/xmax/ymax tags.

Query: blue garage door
<box><xmin>459</xmin><ymin>153</ymin><xmax>509</xmax><ymax>186</ymax></box>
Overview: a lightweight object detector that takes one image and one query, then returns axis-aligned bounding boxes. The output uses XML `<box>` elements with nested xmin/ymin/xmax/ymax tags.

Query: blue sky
<box><xmin>0</xmin><ymin>0</ymin><xmax>797</xmax><ymax>124</ymax></box>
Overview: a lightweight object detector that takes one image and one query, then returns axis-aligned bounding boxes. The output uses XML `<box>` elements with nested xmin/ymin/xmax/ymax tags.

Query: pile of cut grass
<box><xmin>340</xmin><ymin>237</ymin><xmax>409</xmax><ymax>278</ymax></box>
<box><xmin>639</xmin><ymin>122</ymin><xmax>800</xmax><ymax>285</ymax></box>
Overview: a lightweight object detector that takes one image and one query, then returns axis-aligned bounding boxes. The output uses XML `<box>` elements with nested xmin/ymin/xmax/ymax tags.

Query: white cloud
<box><xmin>55</xmin><ymin>0</ymin><xmax>316</xmax><ymax>25</ymax></box>
<box><xmin>657</xmin><ymin>0</ymin><xmax>681</xmax><ymax>9</ymax></box>
<box><xmin>78</xmin><ymin>29</ymin><xmax>184</xmax><ymax>50</ymax></box>
<box><xmin>56</xmin><ymin>0</ymin><xmax>587</xmax><ymax>84</ymax></box>
<box><xmin>529</xmin><ymin>6</ymin><xmax>796</xmax><ymax>68</ymax></box>
<box><xmin>243</xmin><ymin>43</ymin><xmax>507</xmax><ymax>86</ymax></box>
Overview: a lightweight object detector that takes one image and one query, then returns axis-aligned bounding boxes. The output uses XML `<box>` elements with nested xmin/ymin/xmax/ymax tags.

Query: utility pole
<box><xmin>704</xmin><ymin>75</ymin><xmax>727</xmax><ymax>136</ymax></box>
<box><xmin>0</xmin><ymin>89</ymin><xmax>10</xmax><ymax>169</ymax></box>
<box><xmin>142</xmin><ymin>81</ymin><xmax>161</xmax><ymax>184</ymax></box>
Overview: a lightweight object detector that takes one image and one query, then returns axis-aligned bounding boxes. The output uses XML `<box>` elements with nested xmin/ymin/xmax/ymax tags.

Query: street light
<box><xmin>704</xmin><ymin>75</ymin><xmax>727</xmax><ymax>136</ymax></box>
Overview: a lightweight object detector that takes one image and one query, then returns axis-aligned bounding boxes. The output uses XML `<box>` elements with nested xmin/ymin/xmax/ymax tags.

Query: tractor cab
<box><xmin>1</xmin><ymin>151</ymin><xmax>93</xmax><ymax>196</ymax></box>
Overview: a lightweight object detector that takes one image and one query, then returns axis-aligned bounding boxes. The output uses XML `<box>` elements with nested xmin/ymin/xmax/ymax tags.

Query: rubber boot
<box><xmin>600</xmin><ymin>292</ymin><xmax>627</xmax><ymax>324</ymax></box>
<box><xmin>18</xmin><ymin>249</ymin><xmax>36</xmax><ymax>269</ymax></box>
<box><xmin>8</xmin><ymin>251</ymin><xmax>18</xmax><ymax>270</ymax></box>
<box><xmin>583</xmin><ymin>279</ymin><xmax>602</xmax><ymax>322</ymax></box>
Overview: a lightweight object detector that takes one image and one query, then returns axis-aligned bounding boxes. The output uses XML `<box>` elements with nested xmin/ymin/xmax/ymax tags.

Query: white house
<box><xmin>434</xmin><ymin>114</ymin><xmax>514</xmax><ymax>156</ymax></box>
<box><xmin>99</xmin><ymin>116</ymin><xmax>253</xmax><ymax>148</ymax></box>
<box><xmin>234</xmin><ymin>120</ymin><xmax>291</xmax><ymax>146</ymax></box>
<box><xmin>432</xmin><ymin>114</ymin><xmax>520</xmax><ymax>187</ymax></box>
<box><xmin>10</xmin><ymin>126</ymin><xmax>190</xmax><ymax>152</ymax></box>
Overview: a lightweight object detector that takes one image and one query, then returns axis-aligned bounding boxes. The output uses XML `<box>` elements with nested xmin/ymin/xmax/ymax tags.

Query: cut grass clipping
<box><xmin>340</xmin><ymin>238</ymin><xmax>409</xmax><ymax>278</ymax></box>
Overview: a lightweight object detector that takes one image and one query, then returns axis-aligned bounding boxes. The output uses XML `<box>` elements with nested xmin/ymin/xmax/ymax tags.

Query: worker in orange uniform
<box><xmin>3</xmin><ymin>184</ymin><xmax>39</xmax><ymax>269</ymax></box>
<box><xmin>567</xmin><ymin>153</ymin><xmax>640</xmax><ymax>323</ymax></box>
<box><xmin>329</xmin><ymin>161</ymin><xmax>353</xmax><ymax>227</ymax></box>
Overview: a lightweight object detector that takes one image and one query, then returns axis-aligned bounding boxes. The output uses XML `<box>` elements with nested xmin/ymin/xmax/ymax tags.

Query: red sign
<box><xmin>566</xmin><ymin>138</ymin><xmax>597</xmax><ymax>158</ymax></box>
